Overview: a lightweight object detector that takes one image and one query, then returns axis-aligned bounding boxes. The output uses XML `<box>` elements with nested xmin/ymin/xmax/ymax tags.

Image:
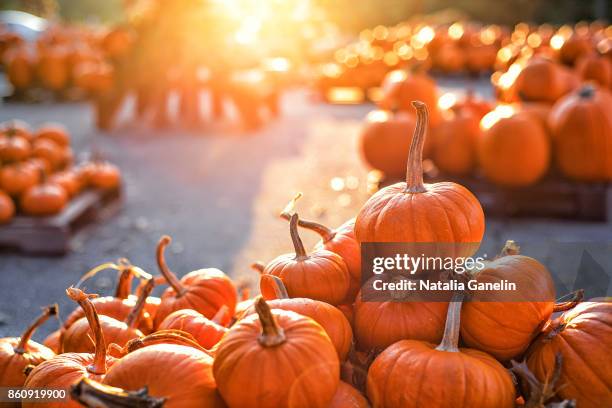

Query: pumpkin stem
<box><xmin>266</xmin><ymin>275</ymin><xmax>290</xmax><ymax>299</ymax></box>
<box><xmin>289</xmin><ymin>214</ymin><xmax>308</xmax><ymax>260</ymax></box>
<box><xmin>280</xmin><ymin>193</ymin><xmax>336</xmax><ymax>242</ymax></box>
<box><xmin>510</xmin><ymin>354</ymin><xmax>569</xmax><ymax>408</ymax></box>
<box><xmin>14</xmin><ymin>304</ymin><xmax>58</xmax><ymax>354</ymax></box>
<box><xmin>404</xmin><ymin>101</ymin><xmax>428</xmax><ymax>194</ymax></box>
<box><xmin>66</xmin><ymin>287</ymin><xmax>107</xmax><ymax>375</ymax></box>
<box><xmin>251</xmin><ymin>262</ymin><xmax>265</xmax><ymax>274</ymax></box>
<box><xmin>156</xmin><ymin>235</ymin><xmax>187</xmax><ymax>297</ymax></box>
<box><xmin>70</xmin><ymin>377</ymin><xmax>166</xmax><ymax>408</ymax></box>
<box><xmin>212</xmin><ymin>305</ymin><xmax>229</xmax><ymax>325</ymax></box>
<box><xmin>120</xmin><ymin>330</ymin><xmax>210</xmax><ymax>356</ymax></box>
<box><xmin>435</xmin><ymin>292</ymin><xmax>463</xmax><ymax>352</ymax></box>
<box><xmin>499</xmin><ymin>240</ymin><xmax>520</xmax><ymax>257</ymax></box>
<box><xmin>553</xmin><ymin>289</ymin><xmax>584</xmax><ymax>313</ymax></box>
<box><xmin>240</xmin><ymin>288</ymin><xmax>251</xmax><ymax>302</ymax></box>
<box><xmin>125</xmin><ymin>278</ymin><xmax>155</xmax><ymax>328</ymax></box>
<box><xmin>114</xmin><ymin>259</ymin><xmax>135</xmax><ymax>299</ymax></box>
<box><xmin>578</xmin><ymin>84</ymin><xmax>595</xmax><ymax>99</ymax></box>
<box><xmin>255</xmin><ymin>296</ymin><xmax>286</xmax><ymax>347</ymax></box>
<box><xmin>75</xmin><ymin>261</ymin><xmax>121</xmax><ymax>291</ymax></box>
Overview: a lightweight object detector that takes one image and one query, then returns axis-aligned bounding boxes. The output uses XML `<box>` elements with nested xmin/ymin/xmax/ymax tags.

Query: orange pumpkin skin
<box><xmin>4</xmin><ymin>47</ymin><xmax>34</xmax><ymax>89</ymax></box>
<box><xmin>515</xmin><ymin>58</ymin><xmax>566</xmax><ymax>103</ymax></box>
<box><xmin>527</xmin><ymin>302</ymin><xmax>612</xmax><ymax>408</ymax></box>
<box><xmin>213</xmin><ymin>302</ymin><xmax>339</xmax><ymax>408</ymax></box>
<box><xmin>31</xmin><ymin>139</ymin><xmax>64</xmax><ymax>170</ymax></box>
<box><xmin>43</xmin><ymin>329</ymin><xmax>62</xmax><ymax>354</ymax></box>
<box><xmin>37</xmin><ymin>46</ymin><xmax>69</xmax><ymax>91</ymax></box>
<box><xmin>104</xmin><ymin>344</ymin><xmax>225</xmax><ymax>408</ymax></box>
<box><xmin>62</xmin><ymin>315</ymin><xmax>142</xmax><ymax>353</ymax></box>
<box><xmin>49</xmin><ymin>171</ymin><xmax>82</xmax><ymax>198</ymax></box>
<box><xmin>514</xmin><ymin>102</ymin><xmax>552</xmax><ymax>135</ymax></box>
<box><xmin>0</xmin><ymin>133</ymin><xmax>31</xmax><ymax>162</ymax></box>
<box><xmin>549</xmin><ymin>85</ymin><xmax>612</xmax><ymax>181</ymax></box>
<box><xmin>576</xmin><ymin>54</ymin><xmax>611</xmax><ymax>88</ymax></box>
<box><xmin>433</xmin><ymin>112</ymin><xmax>480</xmax><ymax>175</ymax></box>
<box><xmin>64</xmin><ymin>297</ymin><xmax>152</xmax><ymax>334</ymax></box>
<box><xmin>559</xmin><ymin>34</ymin><xmax>593</xmax><ymax>65</ymax></box>
<box><xmin>359</xmin><ymin>110</ymin><xmax>433</xmax><ymax>178</ymax></box>
<box><xmin>20</xmin><ymin>182</ymin><xmax>68</xmax><ymax>216</ymax></box>
<box><xmin>329</xmin><ymin>381</ymin><xmax>369</xmax><ymax>408</ymax></box>
<box><xmin>461</xmin><ymin>247</ymin><xmax>555</xmax><ymax>361</ymax></box>
<box><xmin>478</xmin><ymin>112</ymin><xmax>550</xmax><ymax>186</ymax></box>
<box><xmin>85</xmin><ymin>161</ymin><xmax>121</xmax><ymax>190</ymax></box>
<box><xmin>0</xmin><ymin>163</ymin><xmax>39</xmax><ymax>196</ymax></box>
<box><xmin>0</xmin><ymin>191</ymin><xmax>15</xmax><ymax>224</ymax></box>
<box><xmin>433</xmin><ymin>44</ymin><xmax>465</xmax><ymax>73</ymax></box>
<box><xmin>158</xmin><ymin>309</ymin><xmax>228</xmax><ymax>349</ymax></box>
<box><xmin>35</xmin><ymin>124</ymin><xmax>70</xmax><ymax>147</ymax></box>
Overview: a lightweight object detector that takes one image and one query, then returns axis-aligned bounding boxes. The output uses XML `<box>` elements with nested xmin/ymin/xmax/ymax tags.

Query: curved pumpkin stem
<box><xmin>435</xmin><ymin>292</ymin><xmax>463</xmax><ymax>353</ymax></box>
<box><xmin>125</xmin><ymin>278</ymin><xmax>155</xmax><ymax>329</ymax></box>
<box><xmin>255</xmin><ymin>296</ymin><xmax>286</xmax><ymax>347</ymax></box>
<box><xmin>405</xmin><ymin>101</ymin><xmax>428</xmax><ymax>194</ymax></box>
<box><xmin>65</xmin><ymin>287</ymin><xmax>107</xmax><ymax>375</ymax></box>
<box><xmin>156</xmin><ymin>235</ymin><xmax>187</xmax><ymax>297</ymax></box>
<box><xmin>510</xmin><ymin>354</ymin><xmax>569</xmax><ymax>408</ymax></box>
<box><xmin>75</xmin><ymin>262</ymin><xmax>121</xmax><ymax>290</ymax></box>
<box><xmin>120</xmin><ymin>330</ymin><xmax>210</xmax><ymax>356</ymax></box>
<box><xmin>289</xmin><ymin>214</ymin><xmax>308</xmax><ymax>260</ymax></box>
<box><xmin>500</xmin><ymin>240</ymin><xmax>520</xmax><ymax>257</ymax></box>
<box><xmin>280</xmin><ymin>193</ymin><xmax>336</xmax><ymax>243</ymax></box>
<box><xmin>71</xmin><ymin>377</ymin><xmax>166</xmax><ymax>408</ymax></box>
<box><xmin>251</xmin><ymin>262</ymin><xmax>265</xmax><ymax>274</ymax></box>
<box><xmin>553</xmin><ymin>289</ymin><xmax>584</xmax><ymax>313</ymax></box>
<box><xmin>14</xmin><ymin>304</ymin><xmax>58</xmax><ymax>354</ymax></box>
<box><xmin>266</xmin><ymin>275</ymin><xmax>289</xmax><ymax>299</ymax></box>
<box><xmin>114</xmin><ymin>259</ymin><xmax>134</xmax><ymax>299</ymax></box>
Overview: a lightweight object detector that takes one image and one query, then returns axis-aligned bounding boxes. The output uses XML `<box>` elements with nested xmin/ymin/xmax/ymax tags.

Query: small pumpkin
<box><xmin>0</xmin><ymin>120</ymin><xmax>32</xmax><ymax>142</ymax></box>
<box><xmin>576</xmin><ymin>53</ymin><xmax>611</xmax><ymax>88</ymax></box>
<box><xmin>4</xmin><ymin>46</ymin><xmax>34</xmax><ymax>90</ymax></box>
<box><xmin>478</xmin><ymin>109</ymin><xmax>550</xmax><ymax>186</ymax></box>
<box><xmin>366</xmin><ymin>295</ymin><xmax>515</xmax><ymax>408</ymax></box>
<box><xmin>514</xmin><ymin>58</ymin><xmax>567</xmax><ymax>103</ymax></box>
<box><xmin>263</xmin><ymin>213</ymin><xmax>350</xmax><ymax>305</ymax></box>
<box><xmin>0</xmin><ymin>305</ymin><xmax>57</xmax><ymax>392</ymax></box>
<box><xmin>559</xmin><ymin>33</ymin><xmax>593</xmax><ymax>65</ymax></box>
<box><xmin>329</xmin><ymin>381</ymin><xmax>370</xmax><ymax>408</ymax></box>
<box><xmin>37</xmin><ymin>46</ymin><xmax>69</xmax><ymax>91</ymax></box>
<box><xmin>213</xmin><ymin>297</ymin><xmax>340</xmax><ymax>408</ymax></box>
<box><xmin>549</xmin><ymin>84</ymin><xmax>612</xmax><ymax>181</ymax></box>
<box><xmin>256</xmin><ymin>274</ymin><xmax>353</xmax><ymax>361</ymax></box>
<box><xmin>49</xmin><ymin>170</ymin><xmax>82</xmax><ymax>198</ymax></box>
<box><xmin>20</xmin><ymin>175</ymin><xmax>68</xmax><ymax>216</ymax></box>
<box><xmin>154</xmin><ymin>235</ymin><xmax>237</xmax><ymax>328</ymax></box>
<box><xmin>31</xmin><ymin>138</ymin><xmax>64</xmax><ymax>170</ymax></box>
<box><xmin>0</xmin><ymin>190</ymin><xmax>15</xmax><ymax>224</ymax></box>
<box><xmin>35</xmin><ymin>123</ymin><xmax>71</xmax><ymax>147</ymax></box>
<box><xmin>460</xmin><ymin>241</ymin><xmax>556</xmax><ymax>361</ymax></box>
<box><xmin>42</xmin><ymin>329</ymin><xmax>63</xmax><ymax>354</ymax></box>
<box><xmin>158</xmin><ymin>306</ymin><xmax>229</xmax><ymax>349</ymax></box>
<box><xmin>0</xmin><ymin>128</ymin><xmax>31</xmax><ymax>162</ymax></box>
<box><xmin>0</xmin><ymin>161</ymin><xmax>39</xmax><ymax>196</ymax></box>
<box><xmin>433</xmin><ymin>110</ymin><xmax>480</xmax><ymax>175</ymax></box>
<box><xmin>80</xmin><ymin>160</ymin><xmax>121</xmax><ymax>190</ymax></box>
<box><xmin>527</xmin><ymin>301</ymin><xmax>612</xmax><ymax>408</ymax></box>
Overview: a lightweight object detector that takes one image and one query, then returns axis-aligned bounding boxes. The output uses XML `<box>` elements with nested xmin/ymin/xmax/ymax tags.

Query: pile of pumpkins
<box><xmin>0</xmin><ymin>24</ymin><xmax>128</xmax><ymax>98</ymax></box>
<box><xmin>360</xmin><ymin>26</ymin><xmax>611</xmax><ymax>186</ymax></box>
<box><xmin>1</xmin><ymin>104</ymin><xmax>609</xmax><ymax>407</ymax></box>
<box><xmin>0</xmin><ymin>120</ymin><xmax>121</xmax><ymax>224</ymax></box>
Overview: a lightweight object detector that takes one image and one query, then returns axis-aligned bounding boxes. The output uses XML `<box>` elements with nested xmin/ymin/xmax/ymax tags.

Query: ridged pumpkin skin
<box><xmin>527</xmin><ymin>302</ymin><xmax>612</xmax><ymax>408</ymax></box>
<box><xmin>213</xmin><ymin>301</ymin><xmax>340</xmax><ymax>408</ymax></box>
<box><xmin>433</xmin><ymin>112</ymin><xmax>480</xmax><ymax>175</ymax></box>
<box><xmin>460</xmin><ymin>246</ymin><xmax>555</xmax><ymax>361</ymax></box>
<box><xmin>62</xmin><ymin>315</ymin><xmax>142</xmax><ymax>353</ymax></box>
<box><xmin>104</xmin><ymin>344</ymin><xmax>225</xmax><ymax>408</ymax></box>
<box><xmin>478</xmin><ymin>112</ymin><xmax>550</xmax><ymax>186</ymax></box>
<box><xmin>549</xmin><ymin>85</ymin><xmax>612</xmax><ymax>181</ymax></box>
<box><xmin>158</xmin><ymin>309</ymin><xmax>228</xmax><ymax>349</ymax></box>
<box><xmin>64</xmin><ymin>297</ymin><xmax>152</xmax><ymax>333</ymax></box>
<box><xmin>329</xmin><ymin>381</ymin><xmax>369</xmax><ymax>408</ymax></box>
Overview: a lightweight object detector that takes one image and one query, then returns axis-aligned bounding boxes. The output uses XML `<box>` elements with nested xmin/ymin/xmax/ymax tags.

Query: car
<box><xmin>0</xmin><ymin>10</ymin><xmax>48</xmax><ymax>42</ymax></box>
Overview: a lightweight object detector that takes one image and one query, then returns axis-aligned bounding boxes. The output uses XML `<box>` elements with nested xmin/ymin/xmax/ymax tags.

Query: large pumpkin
<box><xmin>460</xmin><ymin>241</ymin><xmax>556</xmax><ymax>361</ymax></box>
<box><xmin>478</xmin><ymin>108</ymin><xmax>550</xmax><ymax>186</ymax></box>
<box><xmin>527</xmin><ymin>301</ymin><xmax>612</xmax><ymax>408</ymax></box>
<box><xmin>366</xmin><ymin>295</ymin><xmax>515</xmax><ymax>408</ymax></box>
<box><xmin>213</xmin><ymin>297</ymin><xmax>340</xmax><ymax>408</ymax></box>
<box><xmin>549</xmin><ymin>84</ymin><xmax>612</xmax><ymax>181</ymax></box>
<box><xmin>329</xmin><ymin>381</ymin><xmax>369</xmax><ymax>408</ymax></box>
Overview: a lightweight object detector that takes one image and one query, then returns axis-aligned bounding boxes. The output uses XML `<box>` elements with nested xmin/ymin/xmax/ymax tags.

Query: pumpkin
<box><xmin>366</xmin><ymin>295</ymin><xmax>515</xmax><ymax>408</ymax></box>
<box><xmin>460</xmin><ymin>241</ymin><xmax>555</xmax><ymax>361</ymax></box>
<box><xmin>0</xmin><ymin>305</ymin><xmax>57</xmax><ymax>393</ymax></box>
<box><xmin>432</xmin><ymin>110</ymin><xmax>480</xmax><ymax>175</ymax></box>
<box><xmin>70</xmin><ymin>377</ymin><xmax>165</xmax><ymax>408</ymax></box>
<box><xmin>514</xmin><ymin>58</ymin><xmax>567</xmax><ymax>103</ymax></box>
<box><xmin>0</xmin><ymin>190</ymin><xmax>15</xmax><ymax>224</ymax></box>
<box><xmin>213</xmin><ymin>297</ymin><xmax>340</xmax><ymax>408</ymax></box>
<box><xmin>20</xmin><ymin>177</ymin><xmax>68</xmax><ymax>216</ymax></box>
<box><xmin>37</xmin><ymin>46</ymin><xmax>69</xmax><ymax>91</ymax></box>
<box><xmin>4</xmin><ymin>46</ymin><xmax>34</xmax><ymax>90</ymax></box>
<box><xmin>559</xmin><ymin>33</ymin><xmax>593</xmax><ymax>65</ymax></box>
<box><xmin>527</xmin><ymin>301</ymin><xmax>612</xmax><ymax>408</ymax></box>
<box><xmin>101</xmin><ymin>27</ymin><xmax>134</xmax><ymax>60</ymax></box>
<box><xmin>329</xmin><ymin>381</ymin><xmax>370</xmax><ymax>408</ymax></box>
<box><xmin>449</xmin><ymin>90</ymin><xmax>493</xmax><ymax>120</ymax></box>
<box><xmin>63</xmin><ymin>281</ymin><xmax>154</xmax><ymax>353</ymax></box>
<box><xmin>80</xmin><ymin>160</ymin><xmax>121</xmax><ymax>190</ymax></box>
<box><xmin>256</xmin><ymin>275</ymin><xmax>353</xmax><ymax>361</ymax></box>
<box><xmin>478</xmin><ymin>109</ymin><xmax>550</xmax><ymax>186</ymax></box>
<box><xmin>378</xmin><ymin>69</ymin><xmax>441</xmax><ymax>127</ymax></box>
<box><xmin>465</xmin><ymin>44</ymin><xmax>497</xmax><ymax>73</ymax></box>
<box><xmin>263</xmin><ymin>214</ymin><xmax>350</xmax><ymax>305</ymax></box>
<box><xmin>576</xmin><ymin>54</ymin><xmax>611</xmax><ymax>88</ymax></box>
<box><xmin>154</xmin><ymin>235</ymin><xmax>237</xmax><ymax>327</ymax></box>
<box><xmin>358</xmin><ymin>110</ymin><xmax>435</xmax><ymax>179</ymax></box>
<box><xmin>0</xmin><ymin>162</ymin><xmax>39</xmax><ymax>196</ymax></box>
<box><xmin>35</xmin><ymin>123</ymin><xmax>70</xmax><ymax>147</ymax></box>
<box><xmin>355</xmin><ymin>101</ymin><xmax>484</xmax><ymax>255</ymax></box>
<box><xmin>43</xmin><ymin>329</ymin><xmax>63</xmax><ymax>354</ymax></box>
<box><xmin>49</xmin><ymin>170</ymin><xmax>82</xmax><ymax>198</ymax></box>
<box><xmin>280</xmin><ymin>193</ymin><xmax>361</xmax><ymax>301</ymax></box>
<box><xmin>158</xmin><ymin>306</ymin><xmax>229</xmax><ymax>349</ymax></box>
<box><xmin>513</xmin><ymin>102</ymin><xmax>552</xmax><ymax>135</ymax></box>
<box><xmin>433</xmin><ymin>44</ymin><xmax>465</xmax><ymax>73</ymax></box>
<box><xmin>549</xmin><ymin>84</ymin><xmax>612</xmax><ymax>181</ymax></box>
<box><xmin>23</xmin><ymin>288</ymin><xmax>115</xmax><ymax>408</ymax></box>
<box><xmin>0</xmin><ymin>129</ymin><xmax>31</xmax><ymax>162</ymax></box>
<box><xmin>0</xmin><ymin>120</ymin><xmax>32</xmax><ymax>142</ymax></box>
<box><xmin>31</xmin><ymin>138</ymin><xmax>65</xmax><ymax>170</ymax></box>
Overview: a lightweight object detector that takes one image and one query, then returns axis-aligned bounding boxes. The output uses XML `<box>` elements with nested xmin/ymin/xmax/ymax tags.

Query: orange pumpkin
<box><xmin>31</xmin><ymin>138</ymin><xmax>65</xmax><ymax>170</ymax></box>
<box><xmin>0</xmin><ymin>128</ymin><xmax>31</xmax><ymax>162</ymax></box>
<box><xmin>366</xmin><ymin>296</ymin><xmax>515</xmax><ymax>408</ymax></box>
<box><xmin>527</xmin><ymin>301</ymin><xmax>612</xmax><ymax>408</ymax></box>
<box><xmin>433</xmin><ymin>110</ymin><xmax>480</xmax><ymax>175</ymax></box>
<box><xmin>549</xmin><ymin>84</ymin><xmax>612</xmax><ymax>181</ymax></box>
<box><xmin>0</xmin><ymin>120</ymin><xmax>32</xmax><ymax>142</ymax></box>
<box><xmin>35</xmin><ymin>123</ymin><xmax>70</xmax><ymax>147</ymax></box>
<box><xmin>433</xmin><ymin>44</ymin><xmax>465</xmax><ymax>73</ymax></box>
<box><xmin>465</xmin><ymin>44</ymin><xmax>497</xmax><ymax>73</ymax></box>
<box><xmin>20</xmin><ymin>178</ymin><xmax>68</xmax><ymax>216</ymax></box>
<box><xmin>154</xmin><ymin>235</ymin><xmax>237</xmax><ymax>327</ymax></box>
<box><xmin>80</xmin><ymin>160</ymin><xmax>121</xmax><ymax>190</ymax></box>
<box><xmin>329</xmin><ymin>381</ymin><xmax>369</xmax><ymax>408</ymax></box>
<box><xmin>73</xmin><ymin>61</ymin><xmax>114</xmax><ymax>94</ymax></box>
<box><xmin>263</xmin><ymin>214</ymin><xmax>350</xmax><ymax>305</ymax></box>
<box><xmin>49</xmin><ymin>170</ymin><xmax>82</xmax><ymax>198</ymax></box>
<box><xmin>101</xmin><ymin>27</ymin><xmax>134</xmax><ymax>60</ymax></box>
<box><xmin>43</xmin><ymin>329</ymin><xmax>63</xmax><ymax>354</ymax></box>
<box><xmin>0</xmin><ymin>305</ymin><xmax>57</xmax><ymax>393</ymax></box>
<box><xmin>0</xmin><ymin>161</ymin><xmax>39</xmax><ymax>196</ymax></box>
<box><xmin>461</xmin><ymin>241</ymin><xmax>556</xmax><ymax>361</ymax></box>
<box><xmin>514</xmin><ymin>58</ymin><xmax>566</xmax><ymax>103</ymax></box>
<box><xmin>158</xmin><ymin>307</ymin><xmax>229</xmax><ymax>349</ymax></box>
<box><xmin>4</xmin><ymin>46</ymin><xmax>34</xmax><ymax>90</ymax></box>
<box><xmin>576</xmin><ymin>54</ymin><xmax>612</xmax><ymax>88</ymax></box>
<box><xmin>0</xmin><ymin>190</ymin><xmax>15</xmax><ymax>224</ymax></box>
<box><xmin>213</xmin><ymin>297</ymin><xmax>340</xmax><ymax>408</ymax></box>
<box><xmin>37</xmin><ymin>46</ymin><xmax>69</xmax><ymax>91</ymax></box>
<box><xmin>478</xmin><ymin>109</ymin><xmax>550</xmax><ymax>186</ymax></box>
<box><xmin>559</xmin><ymin>33</ymin><xmax>593</xmax><ymax>65</ymax></box>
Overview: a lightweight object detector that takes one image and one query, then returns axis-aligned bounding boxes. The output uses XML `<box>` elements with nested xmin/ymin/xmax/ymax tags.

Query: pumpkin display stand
<box><xmin>0</xmin><ymin>186</ymin><xmax>122</xmax><ymax>255</ymax></box>
<box><xmin>378</xmin><ymin>168</ymin><xmax>610</xmax><ymax>221</ymax></box>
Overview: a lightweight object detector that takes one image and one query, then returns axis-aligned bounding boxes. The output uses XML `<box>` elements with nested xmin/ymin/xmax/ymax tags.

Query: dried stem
<box><xmin>120</xmin><ymin>330</ymin><xmax>210</xmax><ymax>356</ymax></box>
<box><xmin>500</xmin><ymin>240</ymin><xmax>520</xmax><ymax>257</ymax></box>
<box><xmin>71</xmin><ymin>377</ymin><xmax>165</xmax><ymax>408</ymax></box>
<box><xmin>404</xmin><ymin>101</ymin><xmax>428</xmax><ymax>193</ymax></box>
<box><xmin>435</xmin><ymin>292</ymin><xmax>464</xmax><ymax>352</ymax></box>
<box><xmin>289</xmin><ymin>214</ymin><xmax>308</xmax><ymax>260</ymax></box>
<box><xmin>251</xmin><ymin>262</ymin><xmax>265</xmax><ymax>274</ymax></box>
<box><xmin>14</xmin><ymin>305</ymin><xmax>58</xmax><ymax>354</ymax></box>
<box><xmin>156</xmin><ymin>235</ymin><xmax>186</xmax><ymax>296</ymax></box>
<box><xmin>255</xmin><ymin>296</ymin><xmax>286</xmax><ymax>347</ymax></box>
<box><xmin>553</xmin><ymin>289</ymin><xmax>584</xmax><ymax>313</ymax></box>
<box><xmin>280</xmin><ymin>193</ymin><xmax>336</xmax><ymax>242</ymax></box>
<box><xmin>125</xmin><ymin>278</ymin><xmax>155</xmax><ymax>328</ymax></box>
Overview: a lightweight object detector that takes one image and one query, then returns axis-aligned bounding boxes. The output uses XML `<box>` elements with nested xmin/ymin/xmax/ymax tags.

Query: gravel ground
<box><xmin>0</xmin><ymin>77</ymin><xmax>610</xmax><ymax>340</ymax></box>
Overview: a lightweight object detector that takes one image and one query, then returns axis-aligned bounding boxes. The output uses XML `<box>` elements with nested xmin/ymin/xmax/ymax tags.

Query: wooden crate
<box><xmin>0</xmin><ymin>188</ymin><xmax>122</xmax><ymax>255</ymax></box>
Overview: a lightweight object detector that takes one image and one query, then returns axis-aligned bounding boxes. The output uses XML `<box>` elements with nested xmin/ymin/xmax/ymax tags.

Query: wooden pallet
<box><xmin>378</xmin><ymin>173</ymin><xmax>610</xmax><ymax>221</ymax></box>
<box><xmin>0</xmin><ymin>188</ymin><xmax>122</xmax><ymax>255</ymax></box>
